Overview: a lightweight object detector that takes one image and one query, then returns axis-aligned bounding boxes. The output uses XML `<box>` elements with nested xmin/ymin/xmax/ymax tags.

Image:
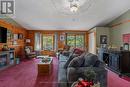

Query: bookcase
<box><xmin>0</xmin><ymin>50</ymin><xmax>15</xmax><ymax>71</ymax></box>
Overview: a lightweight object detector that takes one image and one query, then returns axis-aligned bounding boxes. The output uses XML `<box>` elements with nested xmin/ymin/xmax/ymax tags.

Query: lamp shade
<box><xmin>26</xmin><ymin>39</ymin><xmax>31</xmax><ymax>43</ymax></box>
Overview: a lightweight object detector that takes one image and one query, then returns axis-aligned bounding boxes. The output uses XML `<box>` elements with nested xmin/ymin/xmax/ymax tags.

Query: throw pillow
<box><xmin>74</xmin><ymin>48</ymin><xmax>84</xmax><ymax>55</ymax></box>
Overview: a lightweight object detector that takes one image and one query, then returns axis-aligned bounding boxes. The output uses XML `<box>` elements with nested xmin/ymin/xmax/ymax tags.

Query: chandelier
<box><xmin>70</xmin><ymin>4</ymin><xmax>79</xmax><ymax>12</ymax></box>
<box><xmin>51</xmin><ymin>0</ymin><xmax>93</xmax><ymax>15</ymax></box>
<box><xmin>69</xmin><ymin>0</ymin><xmax>80</xmax><ymax>13</ymax></box>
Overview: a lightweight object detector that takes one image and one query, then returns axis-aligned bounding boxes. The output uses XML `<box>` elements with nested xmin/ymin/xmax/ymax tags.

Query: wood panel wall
<box><xmin>27</xmin><ymin>30</ymin><xmax>88</xmax><ymax>56</ymax></box>
<box><xmin>0</xmin><ymin>19</ymin><xmax>88</xmax><ymax>57</ymax></box>
<box><xmin>0</xmin><ymin>19</ymin><xmax>27</xmax><ymax>60</ymax></box>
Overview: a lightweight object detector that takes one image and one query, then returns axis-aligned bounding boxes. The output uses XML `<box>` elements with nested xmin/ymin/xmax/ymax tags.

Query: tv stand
<box><xmin>0</xmin><ymin>50</ymin><xmax>15</xmax><ymax>71</ymax></box>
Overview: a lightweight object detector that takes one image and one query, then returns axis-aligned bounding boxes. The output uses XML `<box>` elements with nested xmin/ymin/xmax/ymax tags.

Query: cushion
<box><xmin>28</xmin><ymin>52</ymin><xmax>36</xmax><ymax>55</ymax></box>
<box><xmin>59</xmin><ymin>54</ymin><xmax>68</xmax><ymax>62</ymax></box>
<box><xmin>64</xmin><ymin>45</ymin><xmax>70</xmax><ymax>51</ymax></box>
<box><xmin>62</xmin><ymin>51</ymin><xmax>71</xmax><ymax>57</ymax></box>
<box><xmin>64</xmin><ymin>53</ymin><xmax>79</xmax><ymax>69</ymax></box>
<box><xmin>69</xmin><ymin>47</ymin><xmax>74</xmax><ymax>52</ymax></box>
<box><xmin>74</xmin><ymin>48</ymin><xmax>84</xmax><ymax>55</ymax></box>
<box><xmin>25</xmin><ymin>48</ymin><xmax>31</xmax><ymax>54</ymax></box>
<box><xmin>68</xmin><ymin>52</ymin><xmax>86</xmax><ymax>68</ymax></box>
<box><xmin>84</xmin><ymin>53</ymin><xmax>98</xmax><ymax>67</ymax></box>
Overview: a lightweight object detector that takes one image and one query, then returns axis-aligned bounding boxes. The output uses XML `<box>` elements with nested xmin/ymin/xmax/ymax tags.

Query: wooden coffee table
<box><xmin>37</xmin><ymin>57</ymin><xmax>53</xmax><ymax>75</ymax></box>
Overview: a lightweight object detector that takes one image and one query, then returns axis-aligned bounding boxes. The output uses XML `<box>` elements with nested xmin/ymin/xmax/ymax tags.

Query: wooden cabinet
<box><xmin>109</xmin><ymin>52</ymin><xmax>120</xmax><ymax>72</ymax></box>
<box><xmin>99</xmin><ymin>49</ymin><xmax>130</xmax><ymax>73</ymax></box>
<box><xmin>0</xmin><ymin>50</ymin><xmax>15</xmax><ymax>71</ymax></box>
<box><xmin>120</xmin><ymin>51</ymin><xmax>130</xmax><ymax>73</ymax></box>
<box><xmin>108</xmin><ymin>51</ymin><xmax>130</xmax><ymax>73</ymax></box>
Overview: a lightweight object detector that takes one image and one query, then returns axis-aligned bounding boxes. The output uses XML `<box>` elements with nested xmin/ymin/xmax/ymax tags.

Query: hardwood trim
<box><xmin>109</xmin><ymin>20</ymin><xmax>130</xmax><ymax>28</ymax></box>
<box><xmin>88</xmin><ymin>31</ymin><xmax>96</xmax><ymax>54</ymax></box>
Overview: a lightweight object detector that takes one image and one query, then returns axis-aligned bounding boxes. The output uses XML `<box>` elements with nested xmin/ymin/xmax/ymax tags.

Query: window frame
<box><xmin>66</xmin><ymin>33</ymin><xmax>85</xmax><ymax>48</ymax></box>
<box><xmin>42</xmin><ymin>34</ymin><xmax>54</xmax><ymax>51</ymax></box>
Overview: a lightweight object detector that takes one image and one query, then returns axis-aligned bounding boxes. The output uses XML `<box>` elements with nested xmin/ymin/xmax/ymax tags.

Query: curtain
<box><xmin>34</xmin><ymin>32</ymin><xmax>42</xmax><ymax>51</ymax></box>
<box><xmin>54</xmin><ymin>32</ymin><xmax>58</xmax><ymax>51</ymax></box>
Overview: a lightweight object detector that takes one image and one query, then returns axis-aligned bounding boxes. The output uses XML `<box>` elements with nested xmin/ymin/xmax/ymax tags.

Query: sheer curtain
<box><xmin>34</xmin><ymin>32</ymin><xmax>42</xmax><ymax>51</ymax></box>
<box><xmin>35</xmin><ymin>32</ymin><xmax>58</xmax><ymax>51</ymax></box>
<box><xmin>54</xmin><ymin>32</ymin><xmax>58</xmax><ymax>51</ymax></box>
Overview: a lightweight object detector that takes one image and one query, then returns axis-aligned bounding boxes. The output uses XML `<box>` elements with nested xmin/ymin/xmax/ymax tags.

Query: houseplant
<box><xmin>71</xmin><ymin>67</ymin><xmax>100</xmax><ymax>87</ymax></box>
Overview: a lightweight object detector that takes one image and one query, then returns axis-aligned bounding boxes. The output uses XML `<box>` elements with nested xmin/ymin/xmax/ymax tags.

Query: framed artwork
<box><xmin>60</xmin><ymin>35</ymin><xmax>65</xmax><ymax>41</ymax></box>
<box><xmin>13</xmin><ymin>34</ymin><xmax>18</xmax><ymax>40</ymax></box>
<box><xmin>18</xmin><ymin>33</ymin><xmax>23</xmax><ymax>39</ymax></box>
<box><xmin>7</xmin><ymin>30</ymin><xmax>13</xmax><ymax>40</ymax></box>
<box><xmin>100</xmin><ymin>35</ymin><xmax>107</xmax><ymax>44</ymax></box>
<box><xmin>123</xmin><ymin>43</ymin><xmax>129</xmax><ymax>51</ymax></box>
<box><xmin>13</xmin><ymin>40</ymin><xmax>18</xmax><ymax>45</ymax></box>
<box><xmin>25</xmin><ymin>39</ymin><xmax>31</xmax><ymax>43</ymax></box>
<box><xmin>123</xmin><ymin>34</ymin><xmax>130</xmax><ymax>44</ymax></box>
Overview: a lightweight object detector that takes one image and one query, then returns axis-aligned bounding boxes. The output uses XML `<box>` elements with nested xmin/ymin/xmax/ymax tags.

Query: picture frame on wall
<box><xmin>13</xmin><ymin>34</ymin><xmax>18</xmax><ymax>40</ymax></box>
<box><xmin>123</xmin><ymin>34</ymin><xmax>130</xmax><ymax>44</ymax></box>
<box><xmin>7</xmin><ymin>30</ymin><xmax>13</xmax><ymax>40</ymax></box>
<box><xmin>18</xmin><ymin>33</ymin><xmax>23</xmax><ymax>39</ymax></box>
<box><xmin>123</xmin><ymin>43</ymin><xmax>129</xmax><ymax>51</ymax></box>
<box><xmin>100</xmin><ymin>35</ymin><xmax>107</xmax><ymax>44</ymax></box>
<box><xmin>60</xmin><ymin>35</ymin><xmax>65</xmax><ymax>41</ymax></box>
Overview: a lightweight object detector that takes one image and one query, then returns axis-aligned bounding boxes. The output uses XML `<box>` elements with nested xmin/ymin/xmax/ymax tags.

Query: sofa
<box><xmin>58</xmin><ymin>51</ymin><xmax>107</xmax><ymax>87</ymax></box>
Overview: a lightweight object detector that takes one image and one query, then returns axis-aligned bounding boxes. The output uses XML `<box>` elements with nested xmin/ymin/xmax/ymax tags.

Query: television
<box><xmin>0</xmin><ymin>26</ymin><xmax>7</xmax><ymax>43</ymax></box>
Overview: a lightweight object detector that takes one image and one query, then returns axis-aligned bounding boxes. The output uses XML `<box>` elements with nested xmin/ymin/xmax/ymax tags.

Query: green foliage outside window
<box><xmin>67</xmin><ymin>34</ymin><xmax>85</xmax><ymax>48</ymax></box>
<box><xmin>76</xmin><ymin>35</ymin><xmax>84</xmax><ymax>48</ymax></box>
<box><xmin>43</xmin><ymin>35</ymin><xmax>53</xmax><ymax>50</ymax></box>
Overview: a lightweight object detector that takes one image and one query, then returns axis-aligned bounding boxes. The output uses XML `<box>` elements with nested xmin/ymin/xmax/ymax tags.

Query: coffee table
<box><xmin>37</xmin><ymin>57</ymin><xmax>53</xmax><ymax>75</ymax></box>
<box><xmin>37</xmin><ymin>55</ymin><xmax>49</xmax><ymax>59</ymax></box>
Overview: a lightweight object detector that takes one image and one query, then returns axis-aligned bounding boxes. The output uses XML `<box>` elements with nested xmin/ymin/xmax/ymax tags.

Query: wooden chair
<box><xmin>24</xmin><ymin>46</ymin><xmax>36</xmax><ymax>59</ymax></box>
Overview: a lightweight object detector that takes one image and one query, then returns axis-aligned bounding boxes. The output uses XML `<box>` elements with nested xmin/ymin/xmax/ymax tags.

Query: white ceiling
<box><xmin>12</xmin><ymin>0</ymin><xmax>130</xmax><ymax>30</ymax></box>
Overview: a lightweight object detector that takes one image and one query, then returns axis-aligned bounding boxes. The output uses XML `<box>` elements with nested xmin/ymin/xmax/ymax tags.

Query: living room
<box><xmin>0</xmin><ymin>0</ymin><xmax>130</xmax><ymax>87</ymax></box>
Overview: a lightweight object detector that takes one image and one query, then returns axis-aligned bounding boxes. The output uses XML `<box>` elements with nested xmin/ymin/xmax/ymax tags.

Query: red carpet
<box><xmin>0</xmin><ymin>57</ymin><xmax>130</xmax><ymax>87</ymax></box>
<box><xmin>0</xmin><ymin>57</ymin><xmax>58</xmax><ymax>87</ymax></box>
<box><xmin>108</xmin><ymin>70</ymin><xmax>130</xmax><ymax>87</ymax></box>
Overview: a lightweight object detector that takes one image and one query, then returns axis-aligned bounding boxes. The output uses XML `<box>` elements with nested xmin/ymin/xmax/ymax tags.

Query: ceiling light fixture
<box><xmin>70</xmin><ymin>4</ymin><xmax>78</xmax><ymax>12</ymax></box>
<box><xmin>69</xmin><ymin>0</ymin><xmax>79</xmax><ymax>13</ymax></box>
<box><xmin>51</xmin><ymin>0</ymin><xmax>93</xmax><ymax>15</ymax></box>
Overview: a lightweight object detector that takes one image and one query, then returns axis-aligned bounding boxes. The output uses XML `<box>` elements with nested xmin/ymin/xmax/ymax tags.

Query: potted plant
<box><xmin>71</xmin><ymin>67</ymin><xmax>100</xmax><ymax>87</ymax></box>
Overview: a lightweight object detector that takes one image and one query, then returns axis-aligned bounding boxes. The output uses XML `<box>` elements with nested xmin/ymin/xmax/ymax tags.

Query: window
<box><xmin>76</xmin><ymin>35</ymin><xmax>85</xmax><ymax>48</ymax></box>
<box><xmin>42</xmin><ymin>34</ymin><xmax>54</xmax><ymax>51</ymax></box>
<box><xmin>66</xmin><ymin>33</ymin><xmax>85</xmax><ymax>48</ymax></box>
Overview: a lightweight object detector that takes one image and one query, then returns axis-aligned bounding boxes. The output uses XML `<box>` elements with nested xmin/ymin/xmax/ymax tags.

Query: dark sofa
<box><xmin>58</xmin><ymin>51</ymin><xmax>107</xmax><ymax>87</ymax></box>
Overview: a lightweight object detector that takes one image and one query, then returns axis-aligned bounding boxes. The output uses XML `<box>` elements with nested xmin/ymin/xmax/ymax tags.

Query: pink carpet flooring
<box><xmin>107</xmin><ymin>70</ymin><xmax>130</xmax><ymax>87</ymax></box>
<box><xmin>0</xmin><ymin>57</ymin><xmax>58</xmax><ymax>87</ymax></box>
<box><xmin>0</xmin><ymin>57</ymin><xmax>130</xmax><ymax>87</ymax></box>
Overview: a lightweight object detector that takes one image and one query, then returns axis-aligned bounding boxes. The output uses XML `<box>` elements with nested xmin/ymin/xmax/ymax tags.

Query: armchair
<box><xmin>24</xmin><ymin>46</ymin><xmax>36</xmax><ymax>59</ymax></box>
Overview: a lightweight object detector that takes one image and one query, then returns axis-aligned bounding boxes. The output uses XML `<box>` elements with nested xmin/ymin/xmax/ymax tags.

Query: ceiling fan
<box><xmin>51</xmin><ymin>0</ymin><xmax>93</xmax><ymax>15</ymax></box>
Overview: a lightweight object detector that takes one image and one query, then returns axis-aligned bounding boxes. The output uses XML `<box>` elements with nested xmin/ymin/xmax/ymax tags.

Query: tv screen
<box><xmin>0</xmin><ymin>26</ymin><xmax>7</xmax><ymax>43</ymax></box>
